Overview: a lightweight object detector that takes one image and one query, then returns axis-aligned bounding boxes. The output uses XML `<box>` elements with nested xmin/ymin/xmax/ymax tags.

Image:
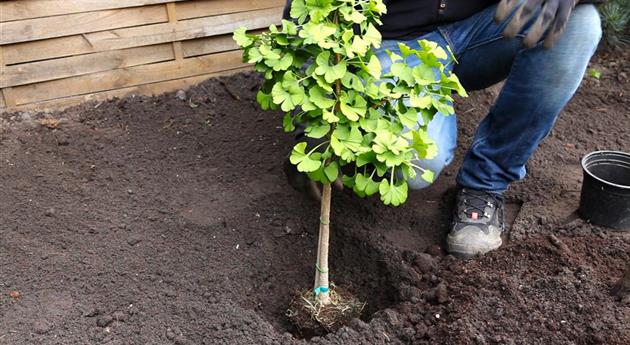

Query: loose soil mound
<box><xmin>1</xmin><ymin>49</ymin><xmax>628</xmax><ymax>344</ymax></box>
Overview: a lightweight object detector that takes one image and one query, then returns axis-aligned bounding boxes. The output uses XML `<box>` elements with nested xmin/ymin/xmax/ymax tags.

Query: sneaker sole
<box><xmin>446</xmin><ymin>236</ymin><xmax>503</xmax><ymax>259</ymax></box>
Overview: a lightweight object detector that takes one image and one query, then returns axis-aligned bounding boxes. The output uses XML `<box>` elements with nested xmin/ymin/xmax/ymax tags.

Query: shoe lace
<box><xmin>461</xmin><ymin>190</ymin><xmax>505</xmax><ymax>230</ymax></box>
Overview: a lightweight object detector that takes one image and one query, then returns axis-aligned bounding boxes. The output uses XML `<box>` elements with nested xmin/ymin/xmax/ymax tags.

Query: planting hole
<box><xmin>243</xmin><ymin>221</ymin><xmax>399</xmax><ymax>340</ymax></box>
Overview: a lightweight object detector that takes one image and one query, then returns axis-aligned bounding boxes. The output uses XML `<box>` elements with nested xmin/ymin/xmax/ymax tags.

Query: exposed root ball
<box><xmin>287</xmin><ymin>285</ymin><xmax>365</xmax><ymax>338</ymax></box>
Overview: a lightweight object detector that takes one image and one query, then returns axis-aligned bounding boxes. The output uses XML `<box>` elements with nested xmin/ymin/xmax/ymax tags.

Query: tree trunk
<box><xmin>612</xmin><ymin>263</ymin><xmax>630</xmax><ymax>299</ymax></box>
<box><xmin>315</xmin><ymin>183</ymin><xmax>332</xmax><ymax>305</ymax></box>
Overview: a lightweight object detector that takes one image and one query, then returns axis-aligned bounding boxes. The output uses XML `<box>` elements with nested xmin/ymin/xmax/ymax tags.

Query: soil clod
<box><xmin>96</xmin><ymin>315</ymin><xmax>113</xmax><ymax>327</ymax></box>
<box><xmin>612</xmin><ymin>263</ymin><xmax>630</xmax><ymax>302</ymax></box>
<box><xmin>413</xmin><ymin>253</ymin><xmax>437</xmax><ymax>273</ymax></box>
<box><xmin>33</xmin><ymin>320</ymin><xmax>52</xmax><ymax>334</ymax></box>
<box><xmin>127</xmin><ymin>236</ymin><xmax>142</xmax><ymax>246</ymax></box>
<box><xmin>44</xmin><ymin>208</ymin><xmax>56</xmax><ymax>217</ymax></box>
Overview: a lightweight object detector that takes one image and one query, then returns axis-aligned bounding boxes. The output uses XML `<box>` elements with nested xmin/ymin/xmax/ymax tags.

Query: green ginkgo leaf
<box><xmin>322</xmin><ymin>109</ymin><xmax>340</xmax><ymax>123</ymax></box>
<box><xmin>364</xmin><ymin>23</ymin><xmax>382</xmax><ymax>48</ymax></box>
<box><xmin>283</xmin><ymin>113</ymin><xmax>295</xmax><ymax>132</ymax></box>
<box><xmin>259</xmin><ymin>44</ymin><xmax>281</xmax><ymax>60</ymax></box>
<box><xmin>421</xmin><ymin>170</ymin><xmax>435</xmax><ymax>184</ymax></box>
<box><xmin>391</xmin><ymin>63</ymin><xmax>414</xmax><ymax>85</ymax></box>
<box><xmin>256</xmin><ymin>90</ymin><xmax>273</xmax><ymax>110</ymax></box>
<box><xmin>305</xmin><ymin>123</ymin><xmax>331</xmax><ymax>139</ymax></box>
<box><xmin>341</xmin><ymin>72</ymin><xmax>365</xmax><ymax>92</ymax></box>
<box><xmin>315</xmin><ymin>53</ymin><xmax>348</xmax><ymax>83</ymax></box>
<box><xmin>233</xmin><ymin>27</ymin><xmax>253</xmax><ymax>47</ymax></box>
<box><xmin>412</xmin><ymin>64</ymin><xmax>436</xmax><ymax>85</ymax></box>
<box><xmin>246</xmin><ymin>47</ymin><xmax>263</xmax><ymax>63</ymax></box>
<box><xmin>411</xmin><ymin>130</ymin><xmax>438</xmax><ymax>159</ymax></box>
<box><xmin>379</xmin><ymin>179</ymin><xmax>408</xmax><ymax>206</ymax></box>
<box><xmin>268</xmin><ymin>53</ymin><xmax>294</xmax><ymax>71</ymax></box>
<box><xmin>289</xmin><ymin>142</ymin><xmax>321</xmax><ymax>172</ymax></box>
<box><xmin>398</xmin><ymin>108</ymin><xmax>418</xmax><ymax>128</ymax></box>
<box><xmin>324</xmin><ymin>161</ymin><xmax>339</xmax><ymax>182</ymax></box>
<box><xmin>300</xmin><ymin>22</ymin><xmax>337</xmax><ymax>48</ymax></box>
<box><xmin>309</xmin><ymin>86</ymin><xmax>336</xmax><ymax>109</ymax></box>
<box><xmin>306</xmin><ymin>0</ymin><xmax>334</xmax><ymax>22</ymax></box>
<box><xmin>352</xmin><ymin>36</ymin><xmax>369</xmax><ymax>56</ymax></box>
<box><xmin>366</xmin><ymin>55</ymin><xmax>381</xmax><ymax>79</ymax></box>
<box><xmin>339</xmin><ymin>92</ymin><xmax>367</xmax><ymax>121</ymax></box>
<box><xmin>271</xmin><ymin>82</ymin><xmax>303</xmax><ymax>112</ymax></box>
<box><xmin>409</xmin><ymin>93</ymin><xmax>432</xmax><ymax>109</ymax></box>
<box><xmin>354</xmin><ymin>173</ymin><xmax>379</xmax><ymax>196</ymax></box>
<box><xmin>290</xmin><ymin>0</ymin><xmax>309</xmax><ymax>23</ymax></box>
<box><xmin>340</xmin><ymin>7</ymin><xmax>367</xmax><ymax>23</ymax></box>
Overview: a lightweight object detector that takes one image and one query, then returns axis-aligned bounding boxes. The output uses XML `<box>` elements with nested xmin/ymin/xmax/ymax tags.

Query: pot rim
<box><xmin>581</xmin><ymin>150</ymin><xmax>630</xmax><ymax>190</ymax></box>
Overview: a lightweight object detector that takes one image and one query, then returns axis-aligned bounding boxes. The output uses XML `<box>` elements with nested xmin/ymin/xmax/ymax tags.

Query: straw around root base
<box><xmin>287</xmin><ymin>285</ymin><xmax>365</xmax><ymax>338</ymax></box>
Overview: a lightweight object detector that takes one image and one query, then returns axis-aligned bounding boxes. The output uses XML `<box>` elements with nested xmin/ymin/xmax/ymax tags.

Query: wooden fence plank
<box><xmin>87</xmin><ymin>8</ymin><xmax>282</xmax><ymax>50</ymax></box>
<box><xmin>3</xmin><ymin>35</ymin><xmax>94</xmax><ymax>65</ymax></box>
<box><xmin>0</xmin><ymin>5</ymin><xmax>168</xmax><ymax>45</ymax></box>
<box><xmin>181</xmin><ymin>29</ymin><xmax>265</xmax><ymax>58</ymax></box>
<box><xmin>0</xmin><ymin>1</ymin><xmax>186</xmax><ymax>22</ymax></box>
<box><xmin>3</xmin><ymin>7</ymin><xmax>283</xmax><ymax>65</ymax></box>
<box><xmin>1</xmin><ymin>44</ymin><xmax>175</xmax><ymax>88</ymax></box>
<box><xmin>182</xmin><ymin>35</ymin><xmax>239</xmax><ymax>58</ymax></box>
<box><xmin>11</xmin><ymin>50</ymin><xmax>247</xmax><ymax>105</ymax></box>
<box><xmin>3</xmin><ymin>66</ymin><xmax>251</xmax><ymax>113</ymax></box>
<box><xmin>176</xmin><ymin>0</ymin><xmax>285</xmax><ymax>20</ymax></box>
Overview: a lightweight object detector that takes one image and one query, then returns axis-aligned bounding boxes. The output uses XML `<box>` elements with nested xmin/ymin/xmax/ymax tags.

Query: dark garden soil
<box><xmin>1</xmin><ymin>48</ymin><xmax>629</xmax><ymax>345</ymax></box>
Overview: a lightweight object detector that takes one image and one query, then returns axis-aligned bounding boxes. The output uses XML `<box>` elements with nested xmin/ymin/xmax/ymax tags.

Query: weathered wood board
<box><xmin>0</xmin><ymin>1</ymin><xmax>284</xmax><ymax>112</ymax></box>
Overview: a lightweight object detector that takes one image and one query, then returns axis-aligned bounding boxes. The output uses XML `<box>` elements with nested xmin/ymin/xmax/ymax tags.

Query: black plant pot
<box><xmin>579</xmin><ymin>151</ymin><xmax>630</xmax><ymax>230</ymax></box>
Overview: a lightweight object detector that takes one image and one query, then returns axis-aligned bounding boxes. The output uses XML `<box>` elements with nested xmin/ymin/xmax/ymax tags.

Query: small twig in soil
<box><xmin>39</xmin><ymin>118</ymin><xmax>61</xmax><ymax>129</ymax></box>
<box><xmin>162</xmin><ymin>119</ymin><xmax>174</xmax><ymax>129</ymax></box>
<box><xmin>548</xmin><ymin>234</ymin><xmax>571</xmax><ymax>253</ymax></box>
<box><xmin>219</xmin><ymin>81</ymin><xmax>240</xmax><ymax>100</ymax></box>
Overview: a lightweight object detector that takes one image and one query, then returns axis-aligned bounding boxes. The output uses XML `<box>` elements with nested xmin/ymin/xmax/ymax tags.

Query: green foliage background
<box><xmin>234</xmin><ymin>0</ymin><xmax>466</xmax><ymax>206</ymax></box>
<box><xmin>600</xmin><ymin>0</ymin><xmax>630</xmax><ymax>46</ymax></box>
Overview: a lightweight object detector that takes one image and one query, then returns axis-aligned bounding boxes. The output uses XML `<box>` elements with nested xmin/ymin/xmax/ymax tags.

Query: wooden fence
<box><xmin>0</xmin><ymin>0</ymin><xmax>285</xmax><ymax>113</ymax></box>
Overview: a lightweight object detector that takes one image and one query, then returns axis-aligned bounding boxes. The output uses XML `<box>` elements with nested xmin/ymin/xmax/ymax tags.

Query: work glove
<box><xmin>495</xmin><ymin>0</ymin><xmax>579</xmax><ymax>49</ymax></box>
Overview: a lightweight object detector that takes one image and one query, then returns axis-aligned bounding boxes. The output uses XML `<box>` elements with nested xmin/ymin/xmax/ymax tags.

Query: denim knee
<box><xmin>568</xmin><ymin>5</ymin><xmax>602</xmax><ymax>55</ymax></box>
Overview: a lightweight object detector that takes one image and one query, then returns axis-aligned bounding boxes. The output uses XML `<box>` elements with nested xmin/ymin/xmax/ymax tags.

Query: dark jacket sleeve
<box><xmin>282</xmin><ymin>0</ymin><xmax>604</xmax><ymax>40</ymax></box>
<box><xmin>283</xmin><ymin>0</ymin><xmax>291</xmax><ymax>20</ymax></box>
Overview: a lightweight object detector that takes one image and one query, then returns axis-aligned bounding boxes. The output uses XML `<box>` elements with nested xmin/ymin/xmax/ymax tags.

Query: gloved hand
<box><xmin>495</xmin><ymin>0</ymin><xmax>579</xmax><ymax>49</ymax></box>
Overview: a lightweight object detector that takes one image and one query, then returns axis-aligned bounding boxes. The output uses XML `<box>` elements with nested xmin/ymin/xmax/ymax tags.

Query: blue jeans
<box><xmin>375</xmin><ymin>4</ymin><xmax>602</xmax><ymax>192</ymax></box>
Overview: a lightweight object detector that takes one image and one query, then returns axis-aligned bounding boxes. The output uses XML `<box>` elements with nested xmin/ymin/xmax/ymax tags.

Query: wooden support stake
<box><xmin>316</xmin><ymin>183</ymin><xmax>332</xmax><ymax>305</ymax></box>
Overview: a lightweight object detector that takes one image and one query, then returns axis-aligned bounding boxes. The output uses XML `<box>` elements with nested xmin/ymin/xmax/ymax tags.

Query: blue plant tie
<box><xmin>314</xmin><ymin>286</ymin><xmax>329</xmax><ymax>295</ymax></box>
